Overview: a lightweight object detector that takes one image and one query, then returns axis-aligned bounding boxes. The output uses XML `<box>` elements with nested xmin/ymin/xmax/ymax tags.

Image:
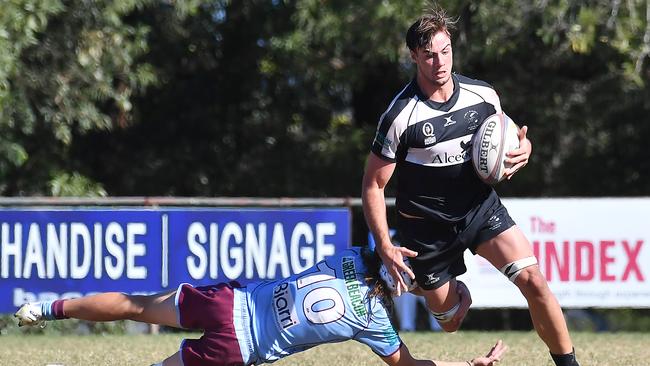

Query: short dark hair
<box><xmin>406</xmin><ymin>3</ymin><xmax>457</xmax><ymax>51</ymax></box>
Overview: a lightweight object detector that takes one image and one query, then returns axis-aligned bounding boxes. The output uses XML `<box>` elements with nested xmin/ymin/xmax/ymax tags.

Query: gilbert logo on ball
<box><xmin>471</xmin><ymin>112</ymin><xmax>520</xmax><ymax>185</ymax></box>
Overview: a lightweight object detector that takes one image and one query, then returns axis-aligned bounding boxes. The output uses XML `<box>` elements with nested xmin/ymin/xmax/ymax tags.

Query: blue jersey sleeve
<box><xmin>354</xmin><ymin>300</ymin><xmax>402</xmax><ymax>357</ymax></box>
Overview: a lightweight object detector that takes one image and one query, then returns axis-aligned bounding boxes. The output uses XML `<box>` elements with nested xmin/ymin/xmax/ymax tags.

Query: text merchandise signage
<box><xmin>0</xmin><ymin>208</ymin><xmax>350</xmax><ymax>313</ymax></box>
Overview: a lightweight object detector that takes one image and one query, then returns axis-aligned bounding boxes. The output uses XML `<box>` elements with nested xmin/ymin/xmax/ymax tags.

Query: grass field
<box><xmin>1</xmin><ymin>330</ymin><xmax>648</xmax><ymax>365</ymax></box>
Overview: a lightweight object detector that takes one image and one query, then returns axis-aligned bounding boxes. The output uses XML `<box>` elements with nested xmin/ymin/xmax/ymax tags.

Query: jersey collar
<box><xmin>412</xmin><ymin>73</ymin><xmax>460</xmax><ymax>112</ymax></box>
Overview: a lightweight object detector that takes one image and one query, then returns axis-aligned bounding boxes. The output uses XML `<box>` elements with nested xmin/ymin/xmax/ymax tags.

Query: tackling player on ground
<box><xmin>15</xmin><ymin>247</ymin><xmax>506</xmax><ymax>366</ymax></box>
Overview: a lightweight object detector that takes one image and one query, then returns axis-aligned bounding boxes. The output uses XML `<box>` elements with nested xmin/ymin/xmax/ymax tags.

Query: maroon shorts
<box><xmin>176</xmin><ymin>281</ymin><xmax>245</xmax><ymax>366</ymax></box>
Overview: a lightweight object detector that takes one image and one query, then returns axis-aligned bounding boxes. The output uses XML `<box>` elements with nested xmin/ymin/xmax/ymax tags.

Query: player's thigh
<box><xmin>419</xmin><ymin>278</ymin><xmax>459</xmax><ymax>312</ymax></box>
<box><xmin>130</xmin><ymin>290</ymin><xmax>179</xmax><ymax>327</ymax></box>
<box><xmin>475</xmin><ymin>225</ymin><xmax>533</xmax><ymax>268</ymax></box>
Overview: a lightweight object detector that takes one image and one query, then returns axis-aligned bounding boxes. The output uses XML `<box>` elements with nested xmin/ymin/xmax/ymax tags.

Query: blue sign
<box><xmin>0</xmin><ymin>208</ymin><xmax>350</xmax><ymax>313</ymax></box>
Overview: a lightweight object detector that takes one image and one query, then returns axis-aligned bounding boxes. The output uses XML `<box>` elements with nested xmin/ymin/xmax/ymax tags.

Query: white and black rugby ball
<box><xmin>471</xmin><ymin>113</ymin><xmax>520</xmax><ymax>185</ymax></box>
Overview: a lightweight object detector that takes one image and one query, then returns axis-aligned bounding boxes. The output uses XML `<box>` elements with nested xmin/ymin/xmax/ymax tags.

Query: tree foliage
<box><xmin>1</xmin><ymin>0</ymin><xmax>648</xmax><ymax>197</ymax></box>
<box><xmin>0</xmin><ymin>0</ymin><xmax>197</xmax><ymax>195</ymax></box>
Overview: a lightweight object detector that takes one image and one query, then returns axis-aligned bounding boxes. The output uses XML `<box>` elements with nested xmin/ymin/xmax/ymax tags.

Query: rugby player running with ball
<box><xmin>362</xmin><ymin>3</ymin><xmax>579</xmax><ymax>366</ymax></box>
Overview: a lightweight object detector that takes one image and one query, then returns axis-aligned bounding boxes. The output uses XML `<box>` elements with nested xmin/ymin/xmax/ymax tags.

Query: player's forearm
<box><xmin>64</xmin><ymin>292</ymin><xmax>142</xmax><ymax>321</ymax></box>
<box><xmin>362</xmin><ymin>184</ymin><xmax>393</xmax><ymax>252</ymax></box>
<box><xmin>381</xmin><ymin>344</ymin><xmax>480</xmax><ymax>366</ymax></box>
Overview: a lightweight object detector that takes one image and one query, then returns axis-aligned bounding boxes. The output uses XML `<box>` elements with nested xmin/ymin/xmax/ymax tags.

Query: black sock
<box><xmin>550</xmin><ymin>348</ymin><xmax>580</xmax><ymax>366</ymax></box>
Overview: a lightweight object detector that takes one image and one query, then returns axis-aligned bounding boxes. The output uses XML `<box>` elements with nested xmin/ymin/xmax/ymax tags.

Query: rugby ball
<box><xmin>471</xmin><ymin>113</ymin><xmax>520</xmax><ymax>185</ymax></box>
<box><xmin>379</xmin><ymin>257</ymin><xmax>418</xmax><ymax>295</ymax></box>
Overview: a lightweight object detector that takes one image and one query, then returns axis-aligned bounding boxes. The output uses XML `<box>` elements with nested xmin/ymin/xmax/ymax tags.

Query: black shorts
<box><xmin>396</xmin><ymin>191</ymin><xmax>515</xmax><ymax>290</ymax></box>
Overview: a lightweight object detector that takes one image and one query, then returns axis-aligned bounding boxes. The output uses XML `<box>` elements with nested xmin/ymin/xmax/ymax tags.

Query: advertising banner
<box><xmin>459</xmin><ymin>198</ymin><xmax>650</xmax><ymax>308</ymax></box>
<box><xmin>0</xmin><ymin>208</ymin><xmax>350</xmax><ymax>313</ymax></box>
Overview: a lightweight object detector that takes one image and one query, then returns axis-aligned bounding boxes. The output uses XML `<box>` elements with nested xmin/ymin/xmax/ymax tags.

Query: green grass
<box><xmin>1</xmin><ymin>331</ymin><xmax>648</xmax><ymax>365</ymax></box>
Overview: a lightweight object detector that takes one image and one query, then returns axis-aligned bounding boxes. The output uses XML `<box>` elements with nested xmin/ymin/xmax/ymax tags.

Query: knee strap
<box><xmin>429</xmin><ymin>302</ymin><xmax>460</xmax><ymax>323</ymax></box>
<box><xmin>500</xmin><ymin>256</ymin><xmax>538</xmax><ymax>283</ymax></box>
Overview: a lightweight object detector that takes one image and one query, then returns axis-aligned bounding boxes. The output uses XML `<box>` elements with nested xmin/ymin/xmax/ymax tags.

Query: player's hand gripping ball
<box><xmin>379</xmin><ymin>257</ymin><xmax>418</xmax><ymax>295</ymax></box>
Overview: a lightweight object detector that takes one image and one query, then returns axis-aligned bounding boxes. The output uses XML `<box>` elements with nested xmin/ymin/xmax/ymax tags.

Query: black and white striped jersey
<box><xmin>371</xmin><ymin>74</ymin><xmax>501</xmax><ymax>223</ymax></box>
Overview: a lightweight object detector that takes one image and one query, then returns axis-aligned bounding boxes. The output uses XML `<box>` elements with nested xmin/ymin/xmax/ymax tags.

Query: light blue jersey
<box><xmin>234</xmin><ymin>248</ymin><xmax>401</xmax><ymax>365</ymax></box>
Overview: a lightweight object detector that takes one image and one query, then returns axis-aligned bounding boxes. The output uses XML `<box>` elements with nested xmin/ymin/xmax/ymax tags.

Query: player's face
<box><xmin>411</xmin><ymin>31</ymin><xmax>453</xmax><ymax>88</ymax></box>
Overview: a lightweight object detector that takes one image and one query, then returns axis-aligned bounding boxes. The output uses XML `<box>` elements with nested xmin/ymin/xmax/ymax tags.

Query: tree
<box><xmin>2</xmin><ymin>0</ymin><xmax>648</xmax><ymax>197</ymax></box>
<box><xmin>0</xmin><ymin>0</ymin><xmax>200</xmax><ymax>196</ymax></box>
<box><xmin>73</xmin><ymin>0</ymin><xmax>415</xmax><ymax>197</ymax></box>
<box><xmin>0</xmin><ymin>0</ymin><xmax>64</xmax><ymax>194</ymax></box>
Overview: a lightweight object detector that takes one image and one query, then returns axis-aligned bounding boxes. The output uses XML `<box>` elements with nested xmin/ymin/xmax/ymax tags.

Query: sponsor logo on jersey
<box><xmin>465</xmin><ymin>110</ymin><xmax>480</xmax><ymax>131</ymax></box>
<box><xmin>431</xmin><ymin>151</ymin><xmax>468</xmax><ymax>165</ymax></box>
<box><xmin>460</xmin><ymin>139</ymin><xmax>471</xmax><ymax>154</ymax></box>
<box><xmin>431</xmin><ymin>139</ymin><xmax>471</xmax><ymax>166</ymax></box>
<box><xmin>478</xmin><ymin>120</ymin><xmax>497</xmax><ymax>174</ymax></box>
<box><xmin>273</xmin><ymin>281</ymin><xmax>300</xmax><ymax>330</ymax></box>
<box><xmin>342</xmin><ymin>256</ymin><xmax>367</xmax><ymax>317</ymax></box>
<box><xmin>443</xmin><ymin>115</ymin><xmax>456</xmax><ymax>127</ymax></box>
<box><xmin>422</xmin><ymin>122</ymin><xmax>436</xmax><ymax>145</ymax></box>
<box><xmin>406</xmin><ymin>135</ymin><xmax>473</xmax><ymax>167</ymax></box>
<box><xmin>374</xmin><ymin>132</ymin><xmax>393</xmax><ymax>150</ymax></box>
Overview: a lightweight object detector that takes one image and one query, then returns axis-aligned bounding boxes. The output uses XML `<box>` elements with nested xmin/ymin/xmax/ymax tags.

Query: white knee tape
<box><xmin>429</xmin><ymin>302</ymin><xmax>460</xmax><ymax>323</ymax></box>
<box><xmin>500</xmin><ymin>256</ymin><xmax>538</xmax><ymax>283</ymax></box>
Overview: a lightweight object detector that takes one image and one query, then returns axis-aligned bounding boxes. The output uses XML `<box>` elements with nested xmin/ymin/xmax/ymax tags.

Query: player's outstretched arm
<box><xmin>362</xmin><ymin>153</ymin><xmax>418</xmax><ymax>296</ymax></box>
<box><xmin>380</xmin><ymin>340</ymin><xmax>507</xmax><ymax>366</ymax></box>
<box><xmin>15</xmin><ymin>291</ymin><xmax>179</xmax><ymax>328</ymax></box>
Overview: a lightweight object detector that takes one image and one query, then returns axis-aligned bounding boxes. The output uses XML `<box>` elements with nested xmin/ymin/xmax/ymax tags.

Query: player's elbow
<box><xmin>362</xmin><ymin>173</ymin><xmax>386</xmax><ymax>193</ymax></box>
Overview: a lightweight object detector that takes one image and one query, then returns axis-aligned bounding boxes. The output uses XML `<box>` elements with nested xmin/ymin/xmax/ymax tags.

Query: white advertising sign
<box><xmin>458</xmin><ymin>198</ymin><xmax>650</xmax><ymax>308</ymax></box>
